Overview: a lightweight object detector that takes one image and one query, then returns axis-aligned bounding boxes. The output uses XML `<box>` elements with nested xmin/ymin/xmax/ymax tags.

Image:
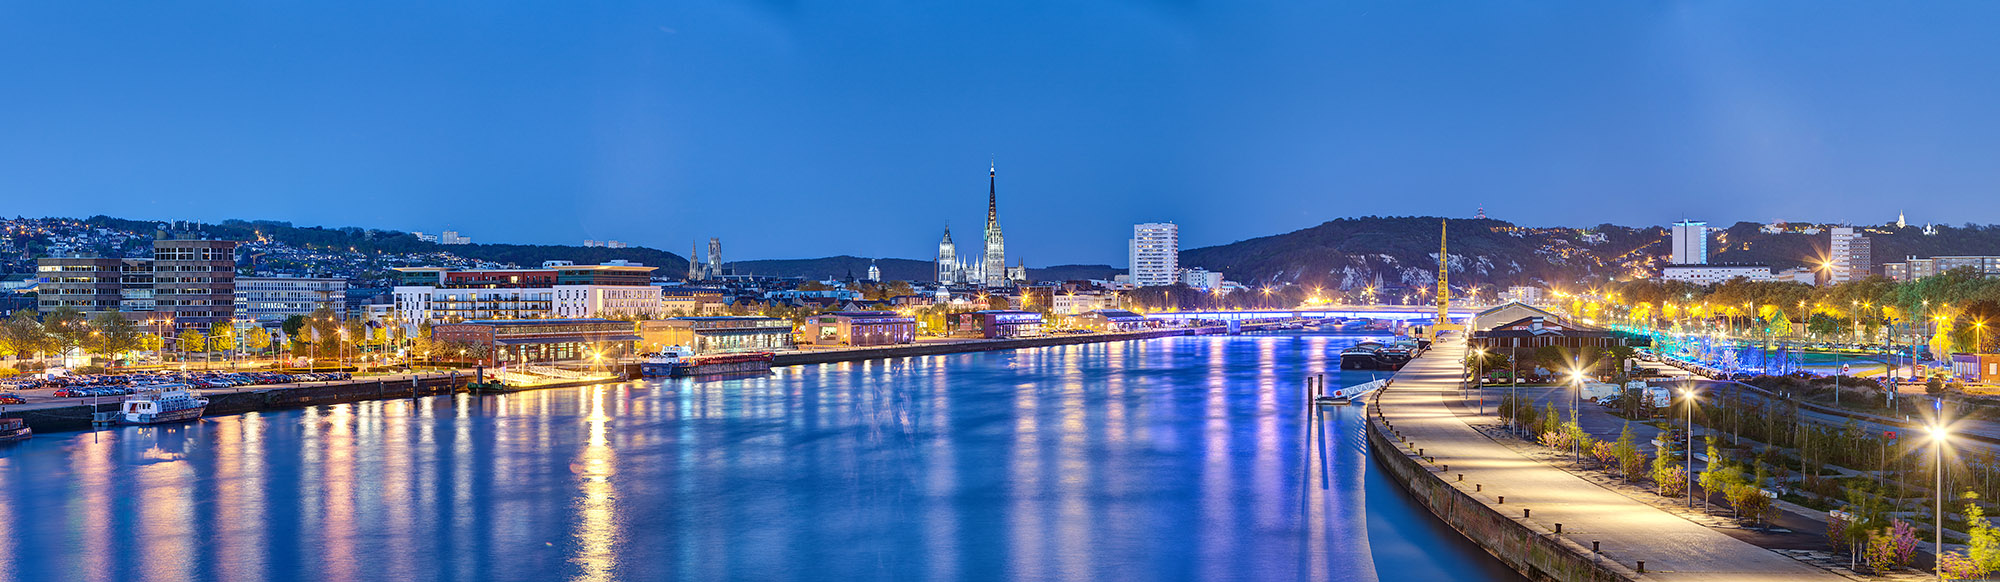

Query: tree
<box><xmin>0</xmin><ymin>310</ymin><xmax>50</xmax><ymax>358</ymax></box>
<box><xmin>178</xmin><ymin>328</ymin><xmax>207</xmax><ymax>356</ymax></box>
<box><xmin>1654</xmin><ymin>444</ymin><xmax>1686</xmax><ymax>497</ymax></box>
<box><xmin>281</xmin><ymin>314</ymin><xmax>307</xmax><ymax>338</ymax></box>
<box><xmin>1967</xmin><ymin>493</ymin><xmax>2000</xmax><ymax>575</ymax></box>
<box><xmin>242</xmin><ymin>327</ymin><xmax>272</xmax><ymax>354</ymax></box>
<box><xmin>43</xmin><ymin>305</ymin><xmax>89</xmax><ymax>358</ymax></box>
<box><xmin>209</xmin><ymin>326</ymin><xmax>237</xmax><ymax>354</ymax></box>
<box><xmin>87</xmin><ymin>312</ymin><xmax>142</xmax><ymax>364</ymax></box>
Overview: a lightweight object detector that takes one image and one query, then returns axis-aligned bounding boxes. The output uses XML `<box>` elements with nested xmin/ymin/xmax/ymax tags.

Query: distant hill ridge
<box><xmin>69</xmin><ymin>215</ymin><xmax>2000</xmax><ymax>287</ymax></box>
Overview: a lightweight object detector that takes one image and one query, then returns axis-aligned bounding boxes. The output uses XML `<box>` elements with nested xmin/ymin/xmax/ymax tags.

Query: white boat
<box><xmin>120</xmin><ymin>385</ymin><xmax>208</xmax><ymax>425</ymax></box>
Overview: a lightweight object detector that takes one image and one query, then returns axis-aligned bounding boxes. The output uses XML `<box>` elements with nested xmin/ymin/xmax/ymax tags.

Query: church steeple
<box><xmin>981</xmin><ymin>161</ymin><xmax>1006</xmax><ymax>287</ymax></box>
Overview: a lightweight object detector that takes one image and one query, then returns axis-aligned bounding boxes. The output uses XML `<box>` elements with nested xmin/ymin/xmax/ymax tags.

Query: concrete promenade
<box><xmin>1374</xmin><ymin>337</ymin><xmax>1843</xmax><ymax>581</ymax></box>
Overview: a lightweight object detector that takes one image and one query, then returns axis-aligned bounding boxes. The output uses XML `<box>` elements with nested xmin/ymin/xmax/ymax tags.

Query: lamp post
<box><xmin>1683</xmin><ymin>384</ymin><xmax>1700</xmax><ymax>509</ymax></box>
<box><xmin>1930</xmin><ymin>417</ymin><xmax>1949</xmax><ymax>582</ymax></box>
<box><xmin>1569</xmin><ymin>361</ymin><xmax>1582</xmax><ymax>464</ymax></box>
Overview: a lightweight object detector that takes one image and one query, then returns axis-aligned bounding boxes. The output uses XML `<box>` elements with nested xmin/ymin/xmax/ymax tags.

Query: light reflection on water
<box><xmin>0</xmin><ymin>335</ymin><xmax>1520</xmax><ymax>582</ymax></box>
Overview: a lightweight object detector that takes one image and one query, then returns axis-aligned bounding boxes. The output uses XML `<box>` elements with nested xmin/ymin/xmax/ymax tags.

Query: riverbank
<box><xmin>5</xmin><ymin>373</ymin><xmax>469</xmax><ymax>433</ymax></box>
<box><xmin>1367</xmin><ymin>336</ymin><xmax>1841</xmax><ymax>582</ymax></box>
<box><xmin>8</xmin><ymin>324</ymin><xmax>1279</xmax><ymax>435</ymax></box>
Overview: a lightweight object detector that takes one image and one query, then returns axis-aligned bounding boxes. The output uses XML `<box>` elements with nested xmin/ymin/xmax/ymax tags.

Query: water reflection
<box><xmin>0</xmin><ymin>334</ymin><xmax>1520</xmax><ymax>582</ymax></box>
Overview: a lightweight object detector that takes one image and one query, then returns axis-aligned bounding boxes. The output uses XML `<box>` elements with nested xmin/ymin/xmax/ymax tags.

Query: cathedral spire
<box><xmin>987</xmin><ymin>162</ymin><xmax>997</xmax><ymax>223</ymax></box>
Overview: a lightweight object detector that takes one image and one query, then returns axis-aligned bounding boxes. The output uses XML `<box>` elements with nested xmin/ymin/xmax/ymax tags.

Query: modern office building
<box><xmin>1670</xmin><ymin>220</ymin><xmax>1707</xmax><ymax>265</ymax></box>
<box><xmin>1129</xmin><ymin>222</ymin><xmax>1179</xmax><ymax>287</ymax></box>
<box><xmin>35</xmin><ymin>256</ymin><xmax>150</xmax><ymax>316</ymax></box>
<box><xmin>439</xmin><ymin>231</ymin><xmax>472</xmax><ymax>245</ymax></box>
<box><xmin>234</xmin><ymin>276</ymin><xmax>347</xmax><ymax>324</ymax></box>
<box><xmin>640</xmin><ymin>317</ymin><xmax>794</xmax><ymax>354</ymax></box>
<box><xmin>1882</xmin><ymin>256</ymin><xmax>2000</xmax><ymax>281</ymax></box>
<box><xmin>801</xmin><ymin>311</ymin><xmax>916</xmax><ymax>346</ymax></box>
<box><xmin>150</xmin><ymin>233</ymin><xmax>238</xmax><ymax>331</ymax></box>
<box><xmin>1068</xmin><ymin>309</ymin><xmax>1147</xmax><ymax>332</ymax></box>
<box><xmin>1829</xmin><ymin>227</ymin><xmax>1873</xmax><ymax>283</ymax></box>
<box><xmin>956</xmin><ymin>310</ymin><xmax>1045</xmax><ymax>339</ymax></box>
<box><xmin>392</xmin><ymin>262</ymin><xmax>664</xmax><ymax>327</ymax></box>
<box><xmin>431</xmin><ymin>318</ymin><xmax>641</xmax><ymax>365</ymax></box>
<box><xmin>37</xmin><ymin>229</ymin><xmax>236</xmax><ymax>332</ymax></box>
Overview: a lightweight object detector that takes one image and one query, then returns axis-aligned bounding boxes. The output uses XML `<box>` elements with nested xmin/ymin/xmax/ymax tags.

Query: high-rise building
<box><xmin>1670</xmin><ymin>220</ymin><xmax>1707</xmax><ymax>264</ymax></box>
<box><xmin>981</xmin><ymin>164</ymin><xmax>1006</xmax><ymax>287</ymax></box>
<box><xmin>935</xmin><ymin>226</ymin><xmax>959</xmax><ymax>284</ymax></box>
<box><xmin>1129</xmin><ymin>222</ymin><xmax>1179</xmax><ymax>287</ymax></box>
<box><xmin>151</xmin><ymin>231</ymin><xmax>238</xmax><ymax>331</ymax></box>
<box><xmin>1829</xmin><ymin>226</ymin><xmax>1872</xmax><ymax>283</ymax></box>
<box><xmin>439</xmin><ymin>231</ymin><xmax>472</xmax><ymax>245</ymax></box>
<box><xmin>35</xmin><ymin>226</ymin><xmax>237</xmax><ymax>332</ymax></box>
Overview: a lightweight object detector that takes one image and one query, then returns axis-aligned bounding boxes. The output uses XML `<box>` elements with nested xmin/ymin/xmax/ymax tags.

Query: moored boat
<box><xmin>639</xmin><ymin>346</ymin><xmax>695</xmax><ymax>377</ymax></box>
<box><xmin>0</xmin><ymin>418</ymin><xmax>30</xmax><ymax>443</ymax></box>
<box><xmin>120</xmin><ymin>386</ymin><xmax>207</xmax><ymax>425</ymax></box>
<box><xmin>673</xmin><ymin>352</ymin><xmax>775</xmax><ymax>377</ymax></box>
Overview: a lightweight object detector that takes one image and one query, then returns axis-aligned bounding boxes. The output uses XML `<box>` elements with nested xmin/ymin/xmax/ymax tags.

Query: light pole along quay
<box><xmin>1367</xmin><ymin>335</ymin><xmax>1847</xmax><ymax>581</ymax></box>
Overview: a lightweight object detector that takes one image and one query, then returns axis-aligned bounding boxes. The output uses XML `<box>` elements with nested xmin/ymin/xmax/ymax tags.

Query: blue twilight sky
<box><xmin>4</xmin><ymin>2</ymin><xmax>1999</xmax><ymax>266</ymax></box>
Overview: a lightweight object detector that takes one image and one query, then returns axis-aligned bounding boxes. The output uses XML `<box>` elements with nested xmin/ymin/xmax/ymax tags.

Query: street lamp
<box><xmin>1472</xmin><ymin>347</ymin><xmax>1486</xmax><ymax>415</ymax></box>
<box><xmin>1682</xmin><ymin>385</ymin><xmax>1701</xmax><ymax>509</ymax></box>
<box><xmin>1568</xmin><ymin>364</ymin><xmax>1584</xmax><ymax>464</ymax></box>
<box><xmin>1929</xmin><ymin>419</ymin><xmax>1950</xmax><ymax>582</ymax></box>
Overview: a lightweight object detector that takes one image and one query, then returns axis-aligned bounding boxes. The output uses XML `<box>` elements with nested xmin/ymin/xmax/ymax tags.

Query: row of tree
<box><xmin>1603</xmin><ymin>267</ymin><xmax>2000</xmax><ymax>353</ymax></box>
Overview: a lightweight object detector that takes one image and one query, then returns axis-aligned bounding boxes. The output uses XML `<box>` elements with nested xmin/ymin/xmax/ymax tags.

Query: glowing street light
<box><xmin>1929</xmin><ymin>419</ymin><xmax>1951</xmax><ymax>582</ymax></box>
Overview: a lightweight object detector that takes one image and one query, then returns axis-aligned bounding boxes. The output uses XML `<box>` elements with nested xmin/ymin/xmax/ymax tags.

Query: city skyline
<box><xmin>7</xmin><ymin>2</ymin><xmax>2000</xmax><ymax>265</ymax></box>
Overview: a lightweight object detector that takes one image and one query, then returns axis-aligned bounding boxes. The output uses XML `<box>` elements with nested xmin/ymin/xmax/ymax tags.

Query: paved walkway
<box><xmin>1377</xmin><ymin>337</ymin><xmax>1844</xmax><ymax>581</ymax></box>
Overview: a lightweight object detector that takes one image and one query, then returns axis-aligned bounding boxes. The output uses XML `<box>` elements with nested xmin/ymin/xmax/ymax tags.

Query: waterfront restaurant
<box><xmin>958</xmin><ymin>310</ymin><xmax>1046</xmax><ymax>339</ymax></box>
<box><xmin>432</xmin><ymin>318</ymin><xmax>641</xmax><ymax>365</ymax></box>
<box><xmin>801</xmin><ymin>311</ymin><xmax>916</xmax><ymax>346</ymax></box>
<box><xmin>641</xmin><ymin>316</ymin><xmax>795</xmax><ymax>354</ymax></box>
<box><xmin>1068</xmin><ymin>309</ymin><xmax>1148</xmax><ymax>332</ymax></box>
<box><xmin>1467</xmin><ymin>316</ymin><xmax>1627</xmax><ymax>351</ymax></box>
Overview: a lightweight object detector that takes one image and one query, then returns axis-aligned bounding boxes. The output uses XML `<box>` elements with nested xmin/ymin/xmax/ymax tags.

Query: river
<box><xmin>0</xmin><ymin>334</ymin><xmax>1520</xmax><ymax>582</ymax></box>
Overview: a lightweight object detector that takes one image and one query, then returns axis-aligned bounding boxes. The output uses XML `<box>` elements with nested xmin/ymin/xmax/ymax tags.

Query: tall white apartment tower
<box><xmin>1670</xmin><ymin>220</ymin><xmax>1707</xmax><ymax>264</ymax></box>
<box><xmin>1130</xmin><ymin>222</ymin><xmax>1180</xmax><ymax>287</ymax></box>
<box><xmin>1830</xmin><ymin>226</ymin><xmax>1873</xmax><ymax>283</ymax></box>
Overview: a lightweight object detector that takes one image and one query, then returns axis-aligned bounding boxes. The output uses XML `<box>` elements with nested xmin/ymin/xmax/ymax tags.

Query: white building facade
<box><xmin>1129</xmin><ymin>222</ymin><xmax>1179</xmax><ymax>287</ymax></box>
<box><xmin>1671</xmin><ymin>220</ymin><xmax>1707</xmax><ymax>265</ymax></box>
<box><xmin>1661</xmin><ymin>264</ymin><xmax>1772</xmax><ymax>285</ymax></box>
<box><xmin>1829</xmin><ymin>227</ymin><xmax>1872</xmax><ymax>283</ymax></box>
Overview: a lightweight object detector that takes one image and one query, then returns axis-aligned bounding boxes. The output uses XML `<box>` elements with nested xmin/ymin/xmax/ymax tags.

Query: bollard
<box><xmin>1417</xmin><ymin>448</ymin><xmax>1423</xmax><ymax>456</ymax></box>
<box><xmin>1523</xmin><ymin>508</ymin><xmax>1530</xmax><ymax>518</ymax></box>
<box><xmin>1475</xmin><ymin>484</ymin><xmax>1482</xmax><ymax>492</ymax></box>
<box><xmin>1637</xmin><ymin>561</ymin><xmax>1645</xmax><ymax>573</ymax></box>
<box><xmin>1457</xmin><ymin>473</ymin><xmax>1463</xmax><ymax>482</ymax></box>
<box><xmin>1555</xmin><ymin>523</ymin><xmax>1562</xmax><ymax>534</ymax></box>
<box><xmin>1593</xmin><ymin>541</ymin><xmax>1600</xmax><ymax>553</ymax></box>
<box><xmin>1497</xmin><ymin>495</ymin><xmax>1504</xmax><ymax>504</ymax></box>
<box><xmin>1442</xmin><ymin>464</ymin><xmax>1448</xmax><ymax>472</ymax></box>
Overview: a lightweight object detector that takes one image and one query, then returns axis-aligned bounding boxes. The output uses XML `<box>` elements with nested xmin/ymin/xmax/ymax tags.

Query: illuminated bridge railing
<box><xmin>1143</xmin><ymin>306</ymin><xmax>1477</xmax><ymax>322</ymax></box>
